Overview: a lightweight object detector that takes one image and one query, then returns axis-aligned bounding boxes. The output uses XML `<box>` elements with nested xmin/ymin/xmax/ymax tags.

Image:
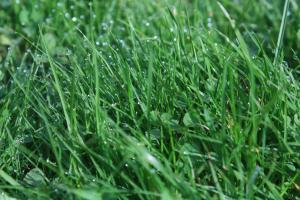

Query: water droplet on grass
<box><xmin>46</xmin><ymin>18</ymin><xmax>51</xmax><ymax>23</ymax></box>
<box><xmin>66</xmin><ymin>49</ymin><xmax>72</xmax><ymax>56</ymax></box>
<box><xmin>146</xmin><ymin>153</ymin><xmax>158</xmax><ymax>165</ymax></box>
<box><xmin>207</xmin><ymin>17</ymin><xmax>213</xmax><ymax>28</ymax></box>
<box><xmin>111</xmin><ymin>103</ymin><xmax>117</xmax><ymax>107</ymax></box>
<box><xmin>65</xmin><ymin>13</ymin><xmax>70</xmax><ymax>18</ymax></box>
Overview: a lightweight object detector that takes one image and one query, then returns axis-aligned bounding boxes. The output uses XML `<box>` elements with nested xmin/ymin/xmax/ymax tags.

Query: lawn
<box><xmin>0</xmin><ymin>0</ymin><xmax>300</xmax><ymax>199</ymax></box>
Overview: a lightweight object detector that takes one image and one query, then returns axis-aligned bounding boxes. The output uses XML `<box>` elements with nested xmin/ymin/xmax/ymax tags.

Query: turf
<box><xmin>0</xmin><ymin>0</ymin><xmax>300</xmax><ymax>199</ymax></box>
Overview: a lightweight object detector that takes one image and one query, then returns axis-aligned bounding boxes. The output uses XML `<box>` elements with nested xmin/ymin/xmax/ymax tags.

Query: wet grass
<box><xmin>0</xmin><ymin>0</ymin><xmax>300</xmax><ymax>199</ymax></box>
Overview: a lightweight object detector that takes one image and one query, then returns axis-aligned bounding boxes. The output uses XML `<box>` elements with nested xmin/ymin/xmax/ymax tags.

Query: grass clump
<box><xmin>0</xmin><ymin>0</ymin><xmax>300</xmax><ymax>199</ymax></box>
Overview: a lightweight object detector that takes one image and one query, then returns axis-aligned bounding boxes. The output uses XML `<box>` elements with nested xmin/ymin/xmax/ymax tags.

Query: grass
<box><xmin>274</xmin><ymin>0</ymin><xmax>290</xmax><ymax>65</ymax></box>
<box><xmin>0</xmin><ymin>0</ymin><xmax>300</xmax><ymax>199</ymax></box>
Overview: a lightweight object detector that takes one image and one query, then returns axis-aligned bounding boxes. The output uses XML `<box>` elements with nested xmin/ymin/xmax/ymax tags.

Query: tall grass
<box><xmin>0</xmin><ymin>0</ymin><xmax>299</xmax><ymax>199</ymax></box>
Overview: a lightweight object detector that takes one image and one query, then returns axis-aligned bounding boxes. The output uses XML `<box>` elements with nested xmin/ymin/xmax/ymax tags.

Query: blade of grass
<box><xmin>273</xmin><ymin>0</ymin><xmax>290</xmax><ymax>65</ymax></box>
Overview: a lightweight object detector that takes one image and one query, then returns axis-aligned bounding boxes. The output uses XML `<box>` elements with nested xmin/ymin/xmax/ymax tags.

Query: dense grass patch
<box><xmin>0</xmin><ymin>0</ymin><xmax>300</xmax><ymax>199</ymax></box>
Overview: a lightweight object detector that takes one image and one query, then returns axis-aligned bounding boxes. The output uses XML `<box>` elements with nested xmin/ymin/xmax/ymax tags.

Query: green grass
<box><xmin>0</xmin><ymin>0</ymin><xmax>300</xmax><ymax>199</ymax></box>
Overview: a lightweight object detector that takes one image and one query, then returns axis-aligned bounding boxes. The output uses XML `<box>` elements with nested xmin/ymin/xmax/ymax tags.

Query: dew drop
<box><xmin>65</xmin><ymin>13</ymin><xmax>70</xmax><ymax>18</ymax></box>
<box><xmin>72</xmin><ymin>17</ymin><xmax>77</xmax><ymax>22</ymax></box>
